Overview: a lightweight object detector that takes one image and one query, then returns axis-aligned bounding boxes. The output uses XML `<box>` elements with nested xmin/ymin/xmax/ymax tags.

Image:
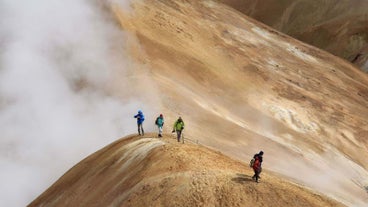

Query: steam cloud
<box><xmin>0</xmin><ymin>0</ymin><xmax>155</xmax><ymax>206</ymax></box>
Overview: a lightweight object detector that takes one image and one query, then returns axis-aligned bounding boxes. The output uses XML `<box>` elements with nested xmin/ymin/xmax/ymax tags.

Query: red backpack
<box><xmin>252</xmin><ymin>157</ymin><xmax>261</xmax><ymax>170</ymax></box>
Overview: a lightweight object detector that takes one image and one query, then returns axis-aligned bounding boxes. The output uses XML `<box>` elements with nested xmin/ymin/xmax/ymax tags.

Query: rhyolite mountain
<box><xmin>30</xmin><ymin>0</ymin><xmax>368</xmax><ymax>206</ymax></box>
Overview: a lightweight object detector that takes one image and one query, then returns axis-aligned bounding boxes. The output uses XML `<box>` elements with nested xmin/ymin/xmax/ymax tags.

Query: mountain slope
<box><xmin>111</xmin><ymin>0</ymin><xmax>368</xmax><ymax>205</ymax></box>
<box><xmin>217</xmin><ymin>0</ymin><xmax>368</xmax><ymax>71</ymax></box>
<box><xmin>29</xmin><ymin>0</ymin><xmax>368</xmax><ymax>206</ymax></box>
<box><xmin>29</xmin><ymin>134</ymin><xmax>344</xmax><ymax>207</ymax></box>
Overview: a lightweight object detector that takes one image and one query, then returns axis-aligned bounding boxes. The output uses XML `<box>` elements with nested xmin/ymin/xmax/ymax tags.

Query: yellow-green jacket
<box><xmin>173</xmin><ymin>119</ymin><xmax>185</xmax><ymax>131</ymax></box>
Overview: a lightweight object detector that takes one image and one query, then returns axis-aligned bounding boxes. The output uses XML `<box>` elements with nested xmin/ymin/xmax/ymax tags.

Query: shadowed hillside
<box><xmin>29</xmin><ymin>134</ymin><xmax>344</xmax><ymax>207</ymax></box>
<box><xmin>217</xmin><ymin>0</ymin><xmax>368</xmax><ymax>71</ymax></box>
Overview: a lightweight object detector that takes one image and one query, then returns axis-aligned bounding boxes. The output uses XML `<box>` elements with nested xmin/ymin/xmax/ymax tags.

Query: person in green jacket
<box><xmin>155</xmin><ymin>114</ymin><xmax>164</xmax><ymax>137</ymax></box>
<box><xmin>172</xmin><ymin>116</ymin><xmax>184</xmax><ymax>142</ymax></box>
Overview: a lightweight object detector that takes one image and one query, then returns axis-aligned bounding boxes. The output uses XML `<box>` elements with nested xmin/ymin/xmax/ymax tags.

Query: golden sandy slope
<box><xmin>29</xmin><ymin>0</ymin><xmax>368</xmax><ymax>206</ymax></box>
<box><xmin>111</xmin><ymin>0</ymin><xmax>368</xmax><ymax>205</ymax></box>
<box><xmin>29</xmin><ymin>134</ymin><xmax>344</xmax><ymax>207</ymax></box>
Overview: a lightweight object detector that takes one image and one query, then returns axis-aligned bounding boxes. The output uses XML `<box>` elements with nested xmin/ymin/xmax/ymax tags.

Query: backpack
<box><xmin>253</xmin><ymin>158</ymin><xmax>261</xmax><ymax>171</ymax></box>
<box><xmin>155</xmin><ymin>117</ymin><xmax>159</xmax><ymax>125</ymax></box>
<box><xmin>249</xmin><ymin>158</ymin><xmax>255</xmax><ymax>168</ymax></box>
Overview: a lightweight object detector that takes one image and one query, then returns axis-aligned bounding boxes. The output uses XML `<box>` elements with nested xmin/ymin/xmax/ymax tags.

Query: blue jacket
<box><xmin>134</xmin><ymin>111</ymin><xmax>145</xmax><ymax>124</ymax></box>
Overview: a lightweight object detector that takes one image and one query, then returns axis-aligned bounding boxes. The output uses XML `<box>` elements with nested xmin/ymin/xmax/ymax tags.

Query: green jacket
<box><xmin>173</xmin><ymin>119</ymin><xmax>184</xmax><ymax>131</ymax></box>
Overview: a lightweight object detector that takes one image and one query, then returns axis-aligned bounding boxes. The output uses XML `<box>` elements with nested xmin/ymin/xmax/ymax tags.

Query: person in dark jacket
<box><xmin>252</xmin><ymin>151</ymin><xmax>264</xmax><ymax>183</ymax></box>
<box><xmin>134</xmin><ymin>110</ymin><xmax>145</xmax><ymax>135</ymax></box>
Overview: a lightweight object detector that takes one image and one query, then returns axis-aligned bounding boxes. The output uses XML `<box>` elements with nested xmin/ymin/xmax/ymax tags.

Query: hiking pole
<box><xmin>182</xmin><ymin>131</ymin><xmax>184</xmax><ymax>144</ymax></box>
<box><xmin>172</xmin><ymin>129</ymin><xmax>176</xmax><ymax>140</ymax></box>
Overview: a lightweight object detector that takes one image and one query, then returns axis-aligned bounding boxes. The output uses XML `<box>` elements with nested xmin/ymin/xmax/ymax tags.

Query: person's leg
<box><xmin>259</xmin><ymin>167</ymin><xmax>262</xmax><ymax>179</ymax></box>
<box><xmin>138</xmin><ymin>123</ymin><xmax>141</xmax><ymax>135</ymax></box>
<box><xmin>255</xmin><ymin>170</ymin><xmax>260</xmax><ymax>182</ymax></box>
<box><xmin>141</xmin><ymin>123</ymin><xmax>144</xmax><ymax>135</ymax></box>
<box><xmin>176</xmin><ymin>130</ymin><xmax>181</xmax><ymax>142</ymax></box>
<box><xmin>159</xmin><ymin>126</ymin><xmax>163</xmax><ymax>137</ymax></box>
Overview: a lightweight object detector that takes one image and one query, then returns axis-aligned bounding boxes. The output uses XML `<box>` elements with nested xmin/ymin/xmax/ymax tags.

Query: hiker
<box><xmin>155</xmin><ymin>114</ymin><xmax>164</xmax><ymax>137</ymax></box>
<box><xmin>134</xmin><ymin>110</ymin><xmax>145</xmax><ymax>135</ymax></box>
<box><xmin>251</xmin><ymin>151</ymin><xmax>264</xmax><ymax>183</ymax></box>
<box><xmin>172</xmin><ymin>116</ymin><xmax>184</xmax><ymax>142</ymax></box>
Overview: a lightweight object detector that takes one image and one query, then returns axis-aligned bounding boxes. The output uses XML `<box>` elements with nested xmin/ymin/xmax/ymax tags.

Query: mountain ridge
<box><xmin>29</xmin><ymin>134</ymin><xmax>345</xmax><ymax>207</ymax></box>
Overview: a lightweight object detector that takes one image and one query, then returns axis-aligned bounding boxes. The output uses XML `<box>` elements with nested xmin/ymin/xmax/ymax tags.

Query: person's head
<box><xmin>178</xmin><ymin>116</ymin><xmax>182</xmax><ymax>121</ymax></box>
<box><xmin>259</xmin><ymin>151</ymin><xmax>264</xmax><ymax>155</ymax></box>
<box><xmin>160</xmin><ymin>114</ymin><xmax>163</xmax><ymax>117</ymax></box>
<box><xmin>138</xmin><ymin>110</ymin><xmax>142</xmax><ymax>114</ymax></box>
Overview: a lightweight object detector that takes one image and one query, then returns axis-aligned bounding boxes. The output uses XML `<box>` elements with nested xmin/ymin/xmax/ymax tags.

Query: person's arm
<box><xmin>172</xmin><ymin>121</ymin><xmax>177</xmax><ymax>132</ymax></box>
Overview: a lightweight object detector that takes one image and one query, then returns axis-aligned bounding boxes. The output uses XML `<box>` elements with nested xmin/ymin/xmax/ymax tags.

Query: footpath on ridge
<box><xmin>29</xmin><ymin>133</ymin><xmax>344</xmax><ymax>207</ymax></box>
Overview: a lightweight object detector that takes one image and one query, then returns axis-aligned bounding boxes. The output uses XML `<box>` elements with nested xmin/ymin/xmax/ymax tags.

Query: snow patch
<box><xmin>266</xmin><ymin>58</ymin><xmax>281</xmax><ymax>70</ymax></box>
<box><xmin>224</xmin><ymin>26</ymin><xmax>268</xmax><ymax>47</ymax></box>
<box><xmin>285</xmin><ymin>44</ymin><xmax>317</xmax><ymax>63</ymax></box>
<box><xmin>251</xmin><ymin>27</ymin><xmax>272</xmax><ymax>40</ymax></box>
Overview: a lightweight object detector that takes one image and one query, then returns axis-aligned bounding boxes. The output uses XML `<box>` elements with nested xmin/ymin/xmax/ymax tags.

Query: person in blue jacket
<box><xmin>134</xmin><ymin>110</ymin><xmax>145</xmax><ymax>135</ymax></box>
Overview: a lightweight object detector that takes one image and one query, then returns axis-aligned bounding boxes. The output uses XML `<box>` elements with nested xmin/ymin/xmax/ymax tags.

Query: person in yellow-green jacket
<box><xmin>172</xmin><ymin>117</ymin><xmax>184</xmax><ymax>142</ymax></box>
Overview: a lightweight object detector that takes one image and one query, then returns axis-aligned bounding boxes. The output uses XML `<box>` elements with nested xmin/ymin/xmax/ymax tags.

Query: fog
<box><xmin>0</xmin><ymin>0</ymin><xmax>156</xmax><ymax>206</ymax></box>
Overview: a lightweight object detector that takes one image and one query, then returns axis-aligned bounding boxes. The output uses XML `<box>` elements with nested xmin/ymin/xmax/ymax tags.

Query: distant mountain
<box><xmin>218</xmin><ymin>0</ymin><xmax>368</xmax><ymax>71</ymax></box>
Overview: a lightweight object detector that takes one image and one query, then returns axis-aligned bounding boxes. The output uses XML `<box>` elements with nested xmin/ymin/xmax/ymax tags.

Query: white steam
<box><xmin>0</xmin><ymin>0</ymin><xmax>155</xmax><ymax>206</ymax></box>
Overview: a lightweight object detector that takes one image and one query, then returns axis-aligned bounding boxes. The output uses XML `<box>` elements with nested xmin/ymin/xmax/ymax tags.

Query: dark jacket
<box><xmin>253</xmin><ymin>153</ymin><xmax>263</xmax><ymax>164</ymax></box>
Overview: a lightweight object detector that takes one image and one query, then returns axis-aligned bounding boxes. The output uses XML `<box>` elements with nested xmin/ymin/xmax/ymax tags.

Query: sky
<box><xmin>0</xmin><ymin>0</ymin><xmax>155</xmax><ymax>206</ymax></box>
